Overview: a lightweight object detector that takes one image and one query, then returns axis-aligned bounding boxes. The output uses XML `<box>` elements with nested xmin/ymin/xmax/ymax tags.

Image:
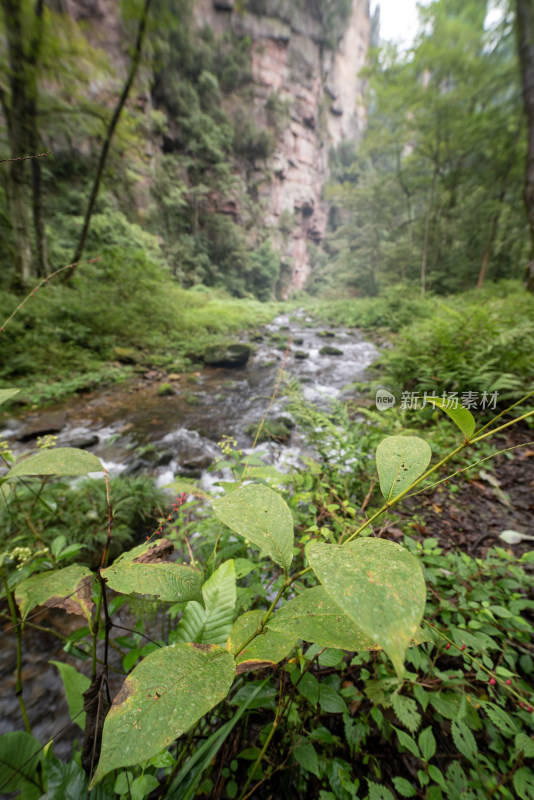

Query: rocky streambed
<box><xmin>1</xmin><ymin>311</ymin><xmax>379</xmax><ymax>489</ymax></box>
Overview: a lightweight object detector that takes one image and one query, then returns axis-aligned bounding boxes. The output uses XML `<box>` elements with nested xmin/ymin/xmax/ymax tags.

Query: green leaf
<box><xmin>392</xmin><ymin>777</ymin><xmax>417</xmax><ymax>798</ymax></box>
<box><xmin>15</xmin><ymin>564</ymin><xmax>94</xmax><ymax>621</ymax></box>
<box><xmin>514</xmin><ymin>767</ymin><xmax>534</xmax><ymax>800</ymax></box>
<box><xmin>0</xmin><ymin>388</ymin><xmax>19</xmax><ymax>406</ymax></box>
<box><xmin>7</xmin><ymin>447</ymin><xmax>102</xmax><ymax>479</ymax></box>
<box><xmin>174</xmin><ymin>560</ymin><xmax>236</xmax><ymax>647</ymax></box>
<box><xmin>101</xmin><ymin>545</ymin><xmax>202</xmax><ymax>603</ymax></box>
<box><xmin>226</xmin><ymin>610</ymin><xmax>296</xmax><ymax>672</ymax></box>
<box><xmin>0</xmin><ymin>731</ymin><xmax>42</xmax><ymax>799</ymax></box>
<box><xmin>451</xmin><ymin>721</ymin><xmax>478</xmax><ymax>763</ymax></box>
<box><xmin>367</xmin><ymin>781</ymin><xmax>395</xmax><ymax>800</ymax></box>
<box><xmin>266</xmin><ymin>585</ymin><xmax>379</xmax><ymax>650</ymax></box>
<box><xmin>212</xmin><ymin>483</ymin><xmax>294</xmax><ymax>571</ymax></box>
<box><xmin>293</xmin><ymin>740</ymin><xmax>320</xmax><ymax>778</ymax></box>
<box><xmin>418</xmin><ymin>725</ymin><xmax>437</xmax><ymax>761</ymax></box>
<box><xmin>50</xmin><ymin>661</ymin><xmax>91</xmax><ymax>729</ymax></box>
<box><xmin>90</xmin><ymin>643</ymin><xmax>235</xmax><ymax>785</ymax></box>
<box><xmin>131</xmin><ymin>774</ymin><xmax>159</xmax><ymax>800</ymax></box>
<box><xmin>515</xmin><ymin>733</ymin><xmax>534</xmax><ymax>758</ymax></box>
<box><xmin>483</xmin><ymin>702</ymin><xmax>519</xmax><ymax>737</ymax></box>
<box><xmin>376</xmin><ymin>435</ymin><xmax>432</xmax><ymax>501</ymax></box>
<box><xmin>425</xmin><ymin>396</ymin><xmax>476</xmax><ymax>439</ymax></box>
<box><xmin>319</xmin><ymin>685</ymin><xmax>347</xmax><ymax>714</ymax></box>
<box><xmin>395</xmin><ymin>727</ymin><xmax>420</xmax><ymax>759</ymax></box>
<box><xmin>308</xmin><ymin>538</ymin><xmax>426</xmax><ymax>678</ymax></box>
<box><xmin>391</xmin><ymin>693</ymin><xmax>421</xmax><ymax>733</ymax></box>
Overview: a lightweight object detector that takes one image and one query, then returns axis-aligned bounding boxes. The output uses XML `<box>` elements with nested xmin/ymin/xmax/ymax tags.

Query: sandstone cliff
<box><xmin>58</xmin><ymin>0</ymin><xmax>371</xmax><ymax>294</ymax></box>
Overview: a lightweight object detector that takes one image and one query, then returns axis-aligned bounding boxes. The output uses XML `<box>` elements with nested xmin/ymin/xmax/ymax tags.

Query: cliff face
<box><xmin>61</xmin><ymin>0</ymin><xmax>370</xmax><ymax>294</ymax></box>
<box><xmin>194</xmin><ymin>0</ymin><xmax>371</xmax><ymax>291</ymax></box>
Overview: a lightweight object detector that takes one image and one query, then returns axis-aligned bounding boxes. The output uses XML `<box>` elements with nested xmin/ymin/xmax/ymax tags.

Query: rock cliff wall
<box><xmin>61</xmin><ymin>0</ymin><xmax>371</xmax><ymax>294</ymax></box>
<box><xmin>194</xmin><ymin>0</ymin><xmax>371</xmax><ymax>291</ymax></box>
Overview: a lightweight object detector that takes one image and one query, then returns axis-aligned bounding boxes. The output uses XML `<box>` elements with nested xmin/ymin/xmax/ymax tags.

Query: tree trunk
<box><xmin>28</xmin><ymin>0</ymin><xmax>48</xmax><ymax>278</ymax></box>
<box><xmin>1</xmin><ymin>0</ymin><xmax>34</xmax><ymax>286</ymax></box>
<box><xmin>515</xmin><ymin>0</ymin><xmax>534</xmax><ymax>291</ymax></box>
<box><xmin>477</xmin><ymin>115</ymin><xmax>523</xmax><ymax>289</ymax></box>
<box><xmin>421</xmin><ymin>170</ymin><xmax>437</xmax><ymax>297</ymax></box>
<box><xmin>71</xmin><ymin>0</ymin><xmax>153</xmax><ymax>269</ymax></box>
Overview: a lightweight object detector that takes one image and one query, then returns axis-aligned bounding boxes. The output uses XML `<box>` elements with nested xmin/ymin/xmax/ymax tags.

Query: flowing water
<box><xmin>0</xmin><ymin>311</ymin><xmax>379</xmax><ymax>759</ymax></box>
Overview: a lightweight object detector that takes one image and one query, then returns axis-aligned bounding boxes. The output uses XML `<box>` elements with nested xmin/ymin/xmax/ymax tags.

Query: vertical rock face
<box><xmin>62</xmin><ymin>0</ymin><xmax>370</xmax><ymax>294</ymax></box>
<box><xmin>195</xmin><ymin>0</ymin><xmax>370</xmax><ymax>291</ymax></box>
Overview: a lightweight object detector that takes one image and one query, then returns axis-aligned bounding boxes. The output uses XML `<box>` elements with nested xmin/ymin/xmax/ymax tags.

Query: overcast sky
<box><xmin>370</xmin><ymin>0</ymin><xmax>422</xmax><ymax>47</ymax></box>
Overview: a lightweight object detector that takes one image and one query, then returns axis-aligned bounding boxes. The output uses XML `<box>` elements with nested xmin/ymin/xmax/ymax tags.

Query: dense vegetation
<box><xmin>1</xmin><ymin>0</ymin><xmax>534</xmax><ymax>799</ymax></box>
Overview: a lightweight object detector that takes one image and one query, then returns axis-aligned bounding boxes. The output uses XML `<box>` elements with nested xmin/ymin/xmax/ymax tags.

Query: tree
<box><xmin>0</xmin><ymin>0</ymin><xmax>48</xmax><ymax>285</ymax></box>
<box><xmin>515</xmin><ymin>0</ymin><xmax>534</xmax><ymax>291</ymax></box>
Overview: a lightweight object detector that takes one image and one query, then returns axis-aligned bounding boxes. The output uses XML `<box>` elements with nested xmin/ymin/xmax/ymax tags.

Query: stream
<box><xmin>0</xmin><ymin>311</ymin><xmax>379</xmax><ymax>760</ymax></box>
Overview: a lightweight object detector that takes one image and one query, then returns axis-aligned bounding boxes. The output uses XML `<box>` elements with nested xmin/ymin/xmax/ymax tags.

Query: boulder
<box><xmin>320</xmin><ymin>345</ymin><xmax>343</xmax><ymax>356</ymax></box>
<box><xmin>204</xmin><ymin>343</ymin><xmax>251</xmax><ymax>368</ymax></box>
<box><xmin>18</xmin><ymin>411</ymin><xmax>67</xmax><ymax>441</ymax></box>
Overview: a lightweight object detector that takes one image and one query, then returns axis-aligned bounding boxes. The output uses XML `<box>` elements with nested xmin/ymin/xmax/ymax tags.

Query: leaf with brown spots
<box><xmin>101</xmin><ymin>541</ymin><xmax>201</xmax><ymax>603</ymax></box>
<box><xmin>226</xmin><ymin>610</ymin><xmax>296</xmax><ymax>671</ymax></box>
<box><xmin>89</xmin><ymin>643</ymin><xmax>235</xmax><ymax>785</ymax></box>
<box><xmin>308</xmin><ymin>539</ymin><xmax>426</xmax><ymax>678</ymax></box>
<box><xmin>15</xmin><ymin>564</ymin><xmax>94</xmax><ymax>621</ymax></box>
<box><xmin>376</xmin><ymin>436</ymin><xmax>431</xmax><ymax>501</ymax></box>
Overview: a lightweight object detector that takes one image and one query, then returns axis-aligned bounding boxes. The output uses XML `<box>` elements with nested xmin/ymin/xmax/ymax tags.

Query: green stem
<box><xmin>470</xmin><ymin>408</ymin><xmax>534</xmax><ymax>444</ymax></box>
<box><xmin>472</xmin><ymin>389</ymin><xmax>534</xmax><ymax>438</ymax></box>
<box><xmin>233</xmin><ymin>576</ymin><xmax>290</xmax><ymax>659</ymax></box>
<box><xmin>1</xmin><ymin>567</ymin><xmax>31</xmax><ymax>733</ymax></box>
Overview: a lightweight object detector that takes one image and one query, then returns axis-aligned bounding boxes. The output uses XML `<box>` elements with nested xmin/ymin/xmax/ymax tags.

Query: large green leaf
<box><xmin>376</xmin><ymin>436</ymin><xmax>432</xmax><ymax>501</ymax></box>
<box><xmin>7</xmin><ymin>447</ymin><xmax>102</xmax><ymax>479</ymax></box>
<box><xmin>50</xmin><ymin>661</ymin><xmax>91</xmax><ymax>729</ymax></box>
<box><xmin>89</xmin><ymin>643</ymin><xmax>235</xmax><ymax>785</ymax></box>
<box><xmin>0</xmin><ymin>388</ymin><xmax>19</xmax><ymax>406</ymax></box>
<box><xmin>174</xmin><ymin>560</ymin><xmax>236</xmax><ymax>646</ymax></box>
<box><xmin>15</xmin><ymin>564</ymin><xmax>94</xmax><ymax>621</ymax></box>
<box><xmin>212</xmin><ymin>483</ymin><xmax>294</xmax><ymax>571</ymax></box>
<box><xmin>101</xmin><ymin>544</ymin><xmax>202</xmax><ymax>603</ymax></box>
<box><xmin>0</xmin><ymin>731</ymin><xmax>43</xmax><ymax>799</ymax></box>
<box><xmin>425</xmin><ymin>396</ymin><xmax>476</xmax><ymax>439</ymax></box>
<box><xmin>308</xmin><ymin>539</ymin><xmax>426</xmax><ymax>678</ymax></box>
<box><xmin>267</xmin><ymin>586</ymin><xmax>379</xmax><ymax>650</ymax></box>
<box><xmin>227</xmin><ymin>610</ymin><xmax>297</xmax><ymax>672</ymax></box>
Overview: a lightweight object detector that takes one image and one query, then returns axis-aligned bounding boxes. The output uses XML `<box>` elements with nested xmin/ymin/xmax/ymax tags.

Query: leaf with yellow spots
<box><xmin>308</xmin><ymin>539</ymin><xmax>426</xmax><ymax>678</ymax></box>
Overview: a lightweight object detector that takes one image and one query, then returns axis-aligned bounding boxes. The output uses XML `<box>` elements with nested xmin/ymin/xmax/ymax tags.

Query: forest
<box><xmin>0</xmin><ymin>0</ymin><xmax>533</xmax><ymax>799</ymax></box>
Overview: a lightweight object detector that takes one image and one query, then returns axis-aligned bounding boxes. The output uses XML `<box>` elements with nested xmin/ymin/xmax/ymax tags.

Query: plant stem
<box><xmin>1</xmin><ymin>567</ymin><xmax>31</xmax><ymax>733</ymax></box>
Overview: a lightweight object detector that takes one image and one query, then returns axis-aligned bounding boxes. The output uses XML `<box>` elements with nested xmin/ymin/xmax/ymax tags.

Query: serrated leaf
<box><xmin>101</xmin><ymin>542</ymin><xmax>202</xmax><ymax>603</ymax></box>
<box><xmin>391</xmin><ymin>693</ymin><xmax>421</xmax><ymax>734</ymax></box>
<box><xmin>7</xmin><ymin>447</ymin><xmax>102</xmax><ymax>478</ymax></box>
<box><xmin>174</xmin><ymin>561</ymin><xmax>236</xmax><ymax>647</ymax></box>
<box><xmin>484</xmin><ymin>702</ymin><xmax>519</xmax><ymax>737</ymax></box>
<box><xmin>376</xmin><ymin>436</ymin><xmax>432</xmax><ymax>501</ymax></box>
<box><xmin>425</xmin><ymin>396</ymin><xmax>476</xmax><ymax>439</ymax></box>
<box><xmin>392</xmin><ymin>777</ymin><xmax>417</xmax><ymax>797</ymax></box>
<box><xmin>0</xmin><ymin>731</ymin><xmax>43</xmax><ymax>798</ymax></box>
<box><xmin>418</xmin><ymin>726</ymin><xmax>437</xmax><ymax>761</ymax></box>
<box><xmin>90</xmin><ymin>643</ymin><xmax>235</xmax><ymax>785</ymax></box>
<box><xmin>293</xmin><ymin>740</ymin><xmax>320</xmax><ymax>778</ymax></box>
<box><xmin>15</xmin><ymin>564</ymin><xmax>94</xmax><ymax>621</ymax></box>
<box><xmin>0</xmin><ymin>388</ymin><xmax>20</xmax><ymax>406</ymax></box>
<box><xmin>50</xmin><ymin>661</ymin><xmax>91</xmax><ymax>729</ymax></box>
<box><xmin>226</xmin><ymin>610</ymin><xmax>296</xmax><ymax>672</ymax></box>
<box><xmin>451</xmin><ymin>720</ymin><xmax>478</xmax><ymax>763</ymax></box>
<box><xmin>212</xmin><ymin>483</ymin><xmax>293</xmax><ymax>571</ymax></box>
<box><xmin>513</xmin><ymin>767</ymin><xmax>534</xmax><ymax>800</ymax></box>
<box><xmin>367</xmin><ymin>780</ymin><xmax>395</xmax><ymax>800</ymax></box>
<box><xmin>515</xmin><ymin>733</ymin><xmax>534</xmax><ymax>758</ymax></box>
<box><xmin>308</xmin><ymin>538</ymin><xmax>426</xmax><ymax>678</ymax></box>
